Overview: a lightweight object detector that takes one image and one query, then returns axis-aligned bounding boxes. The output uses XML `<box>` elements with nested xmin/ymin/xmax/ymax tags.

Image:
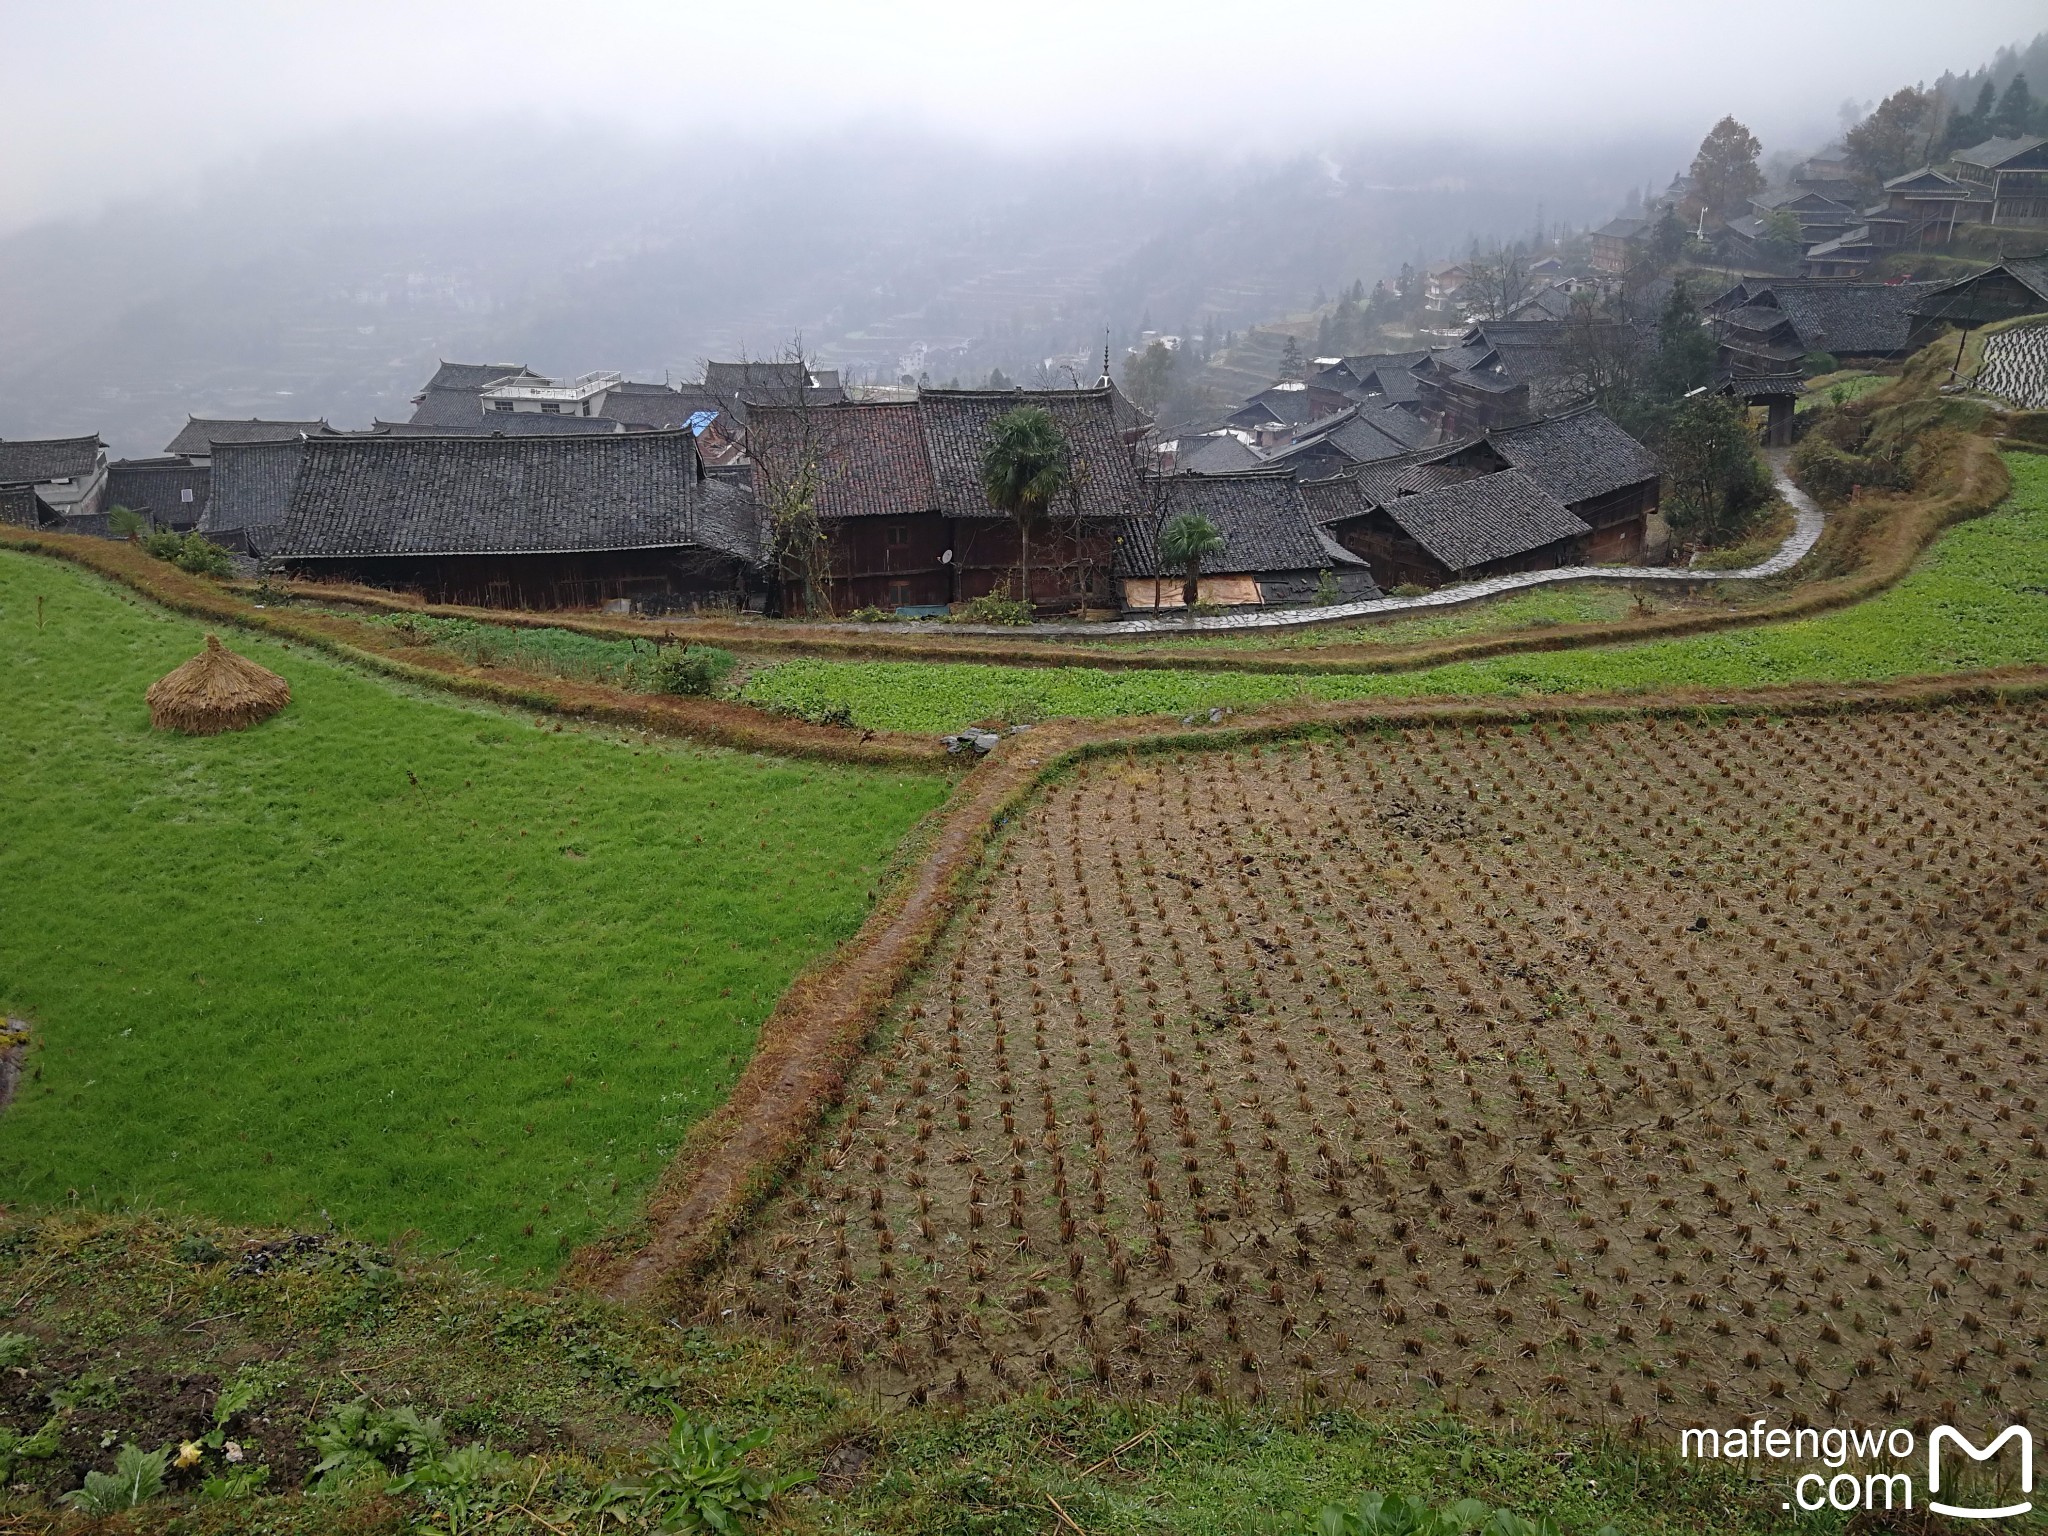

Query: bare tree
<box><xmin>1462</xmin><ymin>242</ymin><xmax>1534</xmax><ymax>320</ymax></box>
<box><xmin>733</xmin><ymin>337</ymin><xmax>834</xmax><ymax>618</ymax></box>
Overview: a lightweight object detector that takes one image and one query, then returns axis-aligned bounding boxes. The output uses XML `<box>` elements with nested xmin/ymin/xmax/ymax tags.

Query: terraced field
<box><xmin>707</xmin><ymin>702</ymin><xmax>2046</xmax><ymax>1430</ymax></box>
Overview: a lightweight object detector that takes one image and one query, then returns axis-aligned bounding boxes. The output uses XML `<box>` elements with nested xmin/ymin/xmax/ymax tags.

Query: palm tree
<box><xmin>980</xmin><ymin>406</ymin><xmax>1070</xmax><ymax>608</ymax></box>
<box><xmin>1158</xmin><ymin>512</ymin><xmax>1225</xmax><ymax>616</ymax></box>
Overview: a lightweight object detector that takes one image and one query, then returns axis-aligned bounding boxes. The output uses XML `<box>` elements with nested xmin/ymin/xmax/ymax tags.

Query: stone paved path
<box><xmin>851</xmin><ymin>454</ymin><xmax>1826</xmax><ymax>639</ymax></box>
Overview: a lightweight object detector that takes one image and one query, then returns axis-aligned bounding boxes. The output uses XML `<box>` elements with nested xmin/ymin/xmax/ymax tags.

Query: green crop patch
<box><xmin>0</xmin><ymin>552</ymin><xmax>947</xmax><ymax>1278</ymax></box>
<box><xmin>740</xmin><ymin>451</ymin><xmax>2048</xmax><ymax>732</ymax></box>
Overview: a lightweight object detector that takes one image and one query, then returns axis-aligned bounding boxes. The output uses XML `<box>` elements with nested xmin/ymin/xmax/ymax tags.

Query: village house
<box><xmin>1298</xmin><ymin>403</ymin><xmax>1658</xmax><ymax>586</ymax></box>
<box><xmin>104</xmin><ymin>457</ymin><xmax>211</xmax><ymax>530</ymax></box>
<box><xmin>0</xmin><ymin>435</ymin><xmax>109</xmax><ymax>525</ymax></box>
<box><xmin>1905</xmin><ymin>258</ymin><xmax>2048</xmax><ymax>349</ymax></box>
<box><xmin>1589</xmin><ymin>217</ymin><xmax>1647</xmax><ymax>274</ymax></box>
<box><xmin>163</xmin><ymin>417</ymin><xmax>332</xmax><ymax>466</ymax></box>
<box><xmin>1707</xmin><ymin>280</ymin><xmax>1936</xmax><ymax>373</ymax></box>
<box><xmin>200</xmin><ymin>438</ymin><xmax>313</xmax><ymax>555</ymax></box>
<box><xmin>269</xmin><ymin>429</ymin><xmax>759</xmax><ymax>609</ymax></box>
<box><xmin>1305</xmin><ymin>463</ymin><xmax>1590</xmax><ymax>589</ymax></box>
<box><xmin>1117</xmin><ymin>471</ymin><xmax>1377</xmax><ymax>611</ymax></box>
<box><xmin>744</xmin><ymin>383</ymin><xmax>1144</xmax><ymax>614</ymax></box>
<box><xmin>1947</xmin><ymin>134</ymin><xmax>2048</xmax><ymax>228</ymax></box>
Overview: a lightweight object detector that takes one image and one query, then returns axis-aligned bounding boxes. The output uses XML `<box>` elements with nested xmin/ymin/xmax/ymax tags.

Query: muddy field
<box><xmin>706</xmin><ymin>704</ymin><xmax>2045</xmax><ymax>1430</ymax></box>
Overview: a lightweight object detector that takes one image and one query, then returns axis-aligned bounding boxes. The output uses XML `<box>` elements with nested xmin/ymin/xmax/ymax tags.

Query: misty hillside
<box><xmin>0</xmin><ymin>128</ymin><xmax>1678</xmax><ymax>456</ymax></box>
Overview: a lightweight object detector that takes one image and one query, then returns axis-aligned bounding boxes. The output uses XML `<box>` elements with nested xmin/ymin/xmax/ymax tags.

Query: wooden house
<box><xmin>272</xmin><ymin>430</ymin><xmax>759</xmax><ymax>610</ymax></box>
<box><xmin>744</xmin><ymin>384</ymin><xmax>1142</xmax><ymax>614</ymax></box>
<box><xmin>1590</xmin><ymin>217</ymin><xmax>1647</xmax><ymax>274</ymax></box>
<box><xmin>1116</xmin><ymin>471</ymin><xmax>1376</xmax><ymax>611</ymax></box>
<box><xmin>1485</xmin><ymin>408</ymin><xmax>1660</xmax><ymax>563</ymax></box>
<box><xmin>1947</xmin><ymin>135</ymin><xmax>2048</xmax><ymax>228</ymax></box>
<box><xmin>1307</xmin><ymin>465</ymin><xmax>1589</xmax><ymax>589</ymax></box>
<box><xmin>200</xmin><ymin>439</ymin><xmax>312</xmax><ymax>555</ymax></box>
<box><xmin>1906</xmin><ymin>259</ymin><xmax>2048</xmax><ymax>349</ymax></box>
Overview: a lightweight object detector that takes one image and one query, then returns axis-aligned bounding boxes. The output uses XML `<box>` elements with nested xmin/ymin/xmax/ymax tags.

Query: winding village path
<box><xmin>851</xmin><ymin>454</ymin><xmax>1826</xmax><ymax>641</ymax></box>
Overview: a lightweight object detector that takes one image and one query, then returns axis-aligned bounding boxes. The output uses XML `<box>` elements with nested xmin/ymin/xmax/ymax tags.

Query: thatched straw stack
<box><xmin>147</xmin><ymin>633</ymin><xmax>290</xmax><ymax>735</ymax></box>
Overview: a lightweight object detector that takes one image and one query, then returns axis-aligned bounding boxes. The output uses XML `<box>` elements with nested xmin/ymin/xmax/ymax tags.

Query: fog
<box><xmin>4</xmin><ymin>1</ymin><xmax>2042</xmax><ymax>453</ymax></box>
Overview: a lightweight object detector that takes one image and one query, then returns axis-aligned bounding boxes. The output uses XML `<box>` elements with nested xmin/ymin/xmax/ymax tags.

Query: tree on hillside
<box><xmin>1122</xmin><ymin>341</ymin><xmax>1176</xmax><ymax>416</ymax></box>
<box><xmin>1994</xmin><ymin>73</ymin><xmax>2037</xmax><ymax>137</ymax></box>
<box><xmin>986</xmin><ymin>367</ymin><xmax>1014</xmax><ymax>390</ymax></box>
<box><xmin>1647</xmin><ymin>279</ymin><xmax>1718</xmax><ymax>402</ymax></box>
<box><xmin>1648</xmin><ymin>204</ymin><xmax>1688</xmax><ymax>266</ymax></box>
<box><xmin>1158</xmin><ymin>511</ymin><xmax>1225</xmax><ymax>616</ymax></box>
<box><xmin>1944</xmin><ymin>77</ymin><xmax>1998</xmax><ymax>153</ymax></box>
<box><xmin>1662</xmin><ymin>392</ymin><xmax>1773</xmax><ymax>546</ymax></box>
<box><xmin>1464</xmin><ymin>243</ymin><xmax>1532</xmax><ymax>319</ymax></box>
<box><xmin>1759</xmin><ymin>208</ymin><xmax>1804</xmax><ymax>268</ymax></box>
<box><xmin>1278</xmin><ymin>336</ymin><xmax>1306</xmax><ymax>380</ymax></box>
<box><xmin>1690</xmin><ymin>117</ymin><xmax>1765</xmax><ymax>220</ymax></box>
<box><xmin>1844</xmin><ymin>87</ymin><xmax>1933</xmax><ymax>185</ymax></box>
<box><xmin>981</xmin><ymin>405</ymin><xmax>1070</xmax><ymax>607</ymax></box>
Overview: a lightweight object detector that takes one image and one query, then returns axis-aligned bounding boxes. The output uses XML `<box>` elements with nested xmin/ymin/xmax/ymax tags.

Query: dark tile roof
<box><xmin>1298</xmin><ymin>474</ymin><xmax>1370</xmax><ymax>525</ymax></box>
<box><xmin>1176</xmin><ymin>432</ymin><xmax>1262</xmax><ymax>474</ymax></box>
<box><xmin>0</xmin><ymin>484</ymin><xmax>46</xmax><ymax>528</ymax></box>
<box><xmin>106</xmin><ymin>457</ymin><xmax>211</xmax><ymax>522</ymax></box>
<box><xmin>1304</xmin><ymin>443</ymin><xmax>1479</xmax><ymax>517</ymax></box>
<box><xmin>744</xmin><ymin>401</ymin><xmax>938</xmax><ymax>519</ymax></box>
<box><xmin>163</xmin><ymin>418</ymin><xmax>329</xmax><ymax>457</ymax></box>
<box><xmin>1503</xmin><ymin>285</ymin><xmax>1578</xmax><ymax>322</ymax></box>
<box><xmin>602</xmin><ymin>382</ymin><xmax>723</xmax><ymax>430</ymax></box>
<box><xmin>1910</xmin><ymin>258</ymin><xmax>2048</xmax><ymax>312</ymax></box>
<box><xmin>1594</xmin><ymin>217</ymin><xmax>1646</xmax><ymax>239</ymax></box>
<box><xmin>423</xmin><ymin>361</ymin><xmax>533</xmax><ymax>392</ymax></box>
<box><xmin>408</xmin><ymin>387</ymin><xmax>496</xmax><ymax>428</ymax></box>
<box><xmin>1767</xmin><ymin>281</ymin><xmax>1934</xmax><ymax>353</ymax></box>
<box><xmin>0</xmin><ymin>435</ymin><xmax>103</xmax><ymax>484</ymax></box>
<box><xmin>203</xmin><ymin>439</ymin><xmax>308</xmax><ymax>534</ymax></box>
<box><xmin>692</xmin><ymin>476</ymin><xmax>764</xmax><ymax>565</ymax></box>
<box><xmin>703</xmin><ymin>361</ymin><xmax>846</xmax><ymax>404</ymax></box>
<box><xmin>1378</xmin><ymin>469</ymin><xmax>1589</xmax><ymax>571</ymax></box>
<box><xmin>370</xmin><ymin>414</ymin><xmax>625</xmax><ymax>437</ymax></box>
<box><xmin>276</xmin><ymin>431</ymin><xmax>715</xmax><ymax>559</ymax></box>
<box><xmin>919</xmin><ymin>387</ymin><xmax>1141</xmax><ymax>522</ymax></box>
<box><xmin>1117</xmin><ymin>472</ymin><xmax>1366</xmax><ymax>579</ymax></box>
<box><xmin>1952</xmin><ymin>134</ymin><xmax>2048</xmax><ymax>168</ymax></box>
<box><xmin>1484</xmin><ymin>408</ymin><xmax>1658</xmax><ymax>508</ymax></box>
<box><xmin>1268</xmin><ymin>405</ymin><xmax>1426</xmax><ymax>470</ymax></box>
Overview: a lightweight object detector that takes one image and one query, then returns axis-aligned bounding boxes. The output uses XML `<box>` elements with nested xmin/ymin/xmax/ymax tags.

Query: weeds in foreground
<box><xmin>595</xmin><ymin>1415</ymin><xmax>807</xmax><ymax>1533</ymax></box>
<box><xmin>1315</xmin><ymin>1492</ymin><xmax>1620</xmax><ymax>1536</ymax></box>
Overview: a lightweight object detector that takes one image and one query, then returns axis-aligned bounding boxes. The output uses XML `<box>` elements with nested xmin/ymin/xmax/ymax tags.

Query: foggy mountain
<box><xmin>1</xmin><ymin>126</ymin><xmax>1683</xmax><ymax>457</ymax></box>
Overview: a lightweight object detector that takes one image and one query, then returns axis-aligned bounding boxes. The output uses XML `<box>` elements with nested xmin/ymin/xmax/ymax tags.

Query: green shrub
<box><xmin>1313</xmin><ymin>568</ymin><xmax>1342</xmax><ymax>606</ymax></box>
<box><xmin>0</xmin><ymin>1415</ymin><xmax>61</xmax><ymax>1484</ymax></box>
<box><xmin>63</xmin><ymin>1443</ymin><xmax>167</xmax><ymax>1516</ymax></box>
<box><xmin>307</xmin><ymin>1400</ymin><xmax>446</xmax><ymax>1491</ymax></box>
<box><xmin>1790</xmin><ymin>436</ymin><xmax>1904</xmax><ymax>506</ymax></box>
<box><xmin>595</xmin><ymin>1415</ymin><xmax>807</xmax><ymax>1534</ymax></box>
<box><xmin>647</xmin><ymin>645</ymin><xmax>735</xmax><ymax>697</ymax></box>
<box><xmin>951</xmin><ymin>593</ymin><xmax>1033</xmax><ymax>625</ymax></box>
<box><xmin>141</xmin><ymin>530</ymin><xmax>234</xmax><ymax>578</ymax></box>
<box><xmin>845</xmin><ymin>604</ymin><xmax>901</xmax><ymax>622</ymax></box>
<box><xmin>1391</xmin><ymin>582</ymin><xmax>1429</xmax><ymax>598</ymax></box>
<box><xmin>1801</xmin><ymin>350</ymin><xmax>1839</xmax><ymax>377</ymax></box>
<box><xmin>107</xmin><ymin>505</ymin><xmax>148</xmax><ymax>537</ymax></box>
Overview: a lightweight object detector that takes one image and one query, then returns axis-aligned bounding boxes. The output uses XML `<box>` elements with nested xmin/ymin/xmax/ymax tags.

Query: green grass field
<box><xmin>0</xmin><ymin>552</ymin><xmax>947</xmax><ymax>1277</ymax></box>
<box><xmin>741</xmin><ymin>450</ymin><xmax>2048</xmax><ymax>732</ymax></box>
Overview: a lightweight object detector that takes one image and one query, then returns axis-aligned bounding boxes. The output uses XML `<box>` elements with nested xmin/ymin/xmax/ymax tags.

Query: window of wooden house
<box><xmin>885</xmin><ymin>523</ymin><xmax>911</xmax><ymax>545</ymax></box>
<box><xmin>887</xmin><ymin>581</ymin><xmax>913</xmax><ymax>606</ymax></box>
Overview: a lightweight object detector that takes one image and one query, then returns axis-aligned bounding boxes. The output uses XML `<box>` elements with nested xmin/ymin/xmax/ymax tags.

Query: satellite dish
<box><xmin>940</xmin><ymin>549</ymin><xmax>954</xmax><ymax>564</ymax></box>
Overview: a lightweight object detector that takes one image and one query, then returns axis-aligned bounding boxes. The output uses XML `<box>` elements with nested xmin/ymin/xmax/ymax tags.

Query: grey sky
<box><xmin>4</xmin><ymin>0</ymin><xmax>2042</xmax><ymax>229</ymax></box>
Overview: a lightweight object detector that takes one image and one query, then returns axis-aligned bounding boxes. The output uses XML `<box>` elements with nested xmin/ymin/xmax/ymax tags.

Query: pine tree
<box><xmin>1994</xmin><ymin>73</ymin><xmax>2035</xmax><ymax>137</ymax></box>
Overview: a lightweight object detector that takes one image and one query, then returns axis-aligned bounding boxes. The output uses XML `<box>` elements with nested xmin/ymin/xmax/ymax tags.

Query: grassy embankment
<box><xmin>0</xmin><ymin>1209</ymin><xmax>1795</xmax><ymax>1535</ymax></box>
<box><xmin>0</xmin><ymin>551</ymin><xmax>947</xmax><ymax>1279</ymax></box>
<box><xmin>737</xmin><ymin>450</ymin><xmax>2048</xmax><ymax>732</ymax></box>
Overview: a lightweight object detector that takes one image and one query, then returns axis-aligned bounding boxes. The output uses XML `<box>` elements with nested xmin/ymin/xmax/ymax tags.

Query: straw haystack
<box><xmin>147</xmin><ymin>634</ymin><xmax>290</xmax><ymax>735</ymax></box>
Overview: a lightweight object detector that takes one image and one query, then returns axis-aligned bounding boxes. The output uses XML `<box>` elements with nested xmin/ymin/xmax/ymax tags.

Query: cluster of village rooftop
<box><xmin>1580</xmin><ymin>136</ymin><xmax>2048</xmax><ymax>280</ymax></box>
<box><xmin>2</xmin><ymin>242</ymin><xmax>2044</xmax><ymax>618</ymax></box>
